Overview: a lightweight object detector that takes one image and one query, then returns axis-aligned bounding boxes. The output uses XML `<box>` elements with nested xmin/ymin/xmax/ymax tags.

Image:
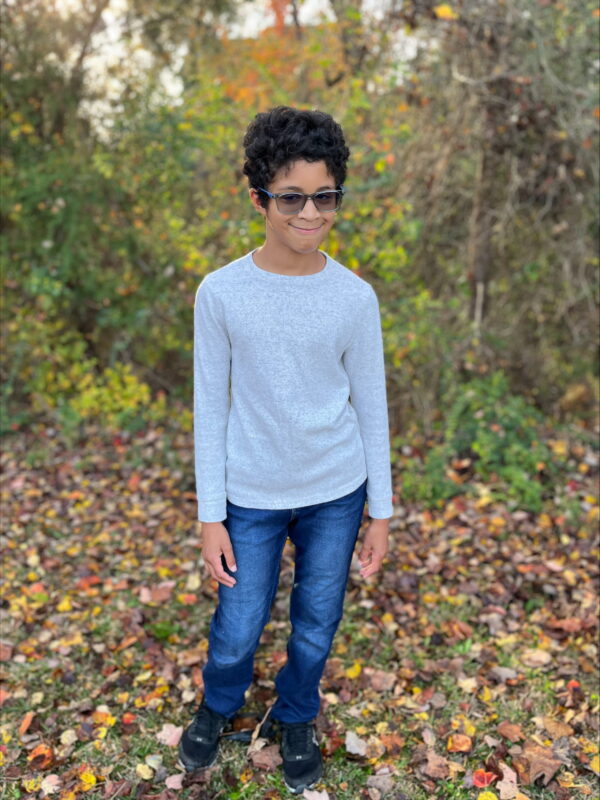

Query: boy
<box><xmin>179</xmin><ymin>106</ymin><xmax>393</xmax><ymax>795</ymax></box>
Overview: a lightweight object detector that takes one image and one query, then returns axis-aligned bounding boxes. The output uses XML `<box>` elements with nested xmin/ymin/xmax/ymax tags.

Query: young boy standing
<box><xmin>179</xmin><ymin>106</ymin><xmax>393</xmax><ymax>794</ymax></box>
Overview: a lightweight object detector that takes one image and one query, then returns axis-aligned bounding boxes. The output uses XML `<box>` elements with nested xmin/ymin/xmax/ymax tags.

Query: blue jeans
<box><xmin>202</xmin><ymin>479</ymin><xmax>368</xmax><ymax>723</ymax></box>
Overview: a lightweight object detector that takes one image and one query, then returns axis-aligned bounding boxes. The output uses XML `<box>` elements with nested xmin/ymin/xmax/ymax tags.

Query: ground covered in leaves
<box><xmin>1</xmin><ymin>423</ymin><xmax>599</xmax><ymax>800</ymax></box>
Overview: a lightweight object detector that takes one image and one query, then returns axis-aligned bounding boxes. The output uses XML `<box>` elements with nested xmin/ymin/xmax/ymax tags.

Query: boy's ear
<box><xmin>249</xmin><ymin>188</ymin><xmax>267</xmax><ymax>216</ymax></box>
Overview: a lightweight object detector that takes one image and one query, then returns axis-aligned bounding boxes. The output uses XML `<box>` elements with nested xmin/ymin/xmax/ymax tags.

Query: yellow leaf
<box><xmin>23</xmin><ymin>778</ymin><xmax>42</xmax><ymax>792</ymax></box>
<box><xmin>57</xmin><ymin>596</ymin><xmax>72</xmax><ymax>612</ymax></box>
<box><xmin>479</xmin><ymin>686</ymin><xmax>493</xmax><ymax>703</ymax></box>
<box><xmin>477</xmin><ymin>792</ymin><xmax>499</xmax><ymax>800</ymax></box>
<box><xmin>346</xmin><ymin>661</ymin><xmax>362</xmax><ymax>679</ymax></box>
<box><xmin>79</xmin><ymin>771</ymin><xmax>97</xmax><ymax>791</ymax></box>
<box><xmin>590</xmin><ymin>754</ymin><xmax>600</xmax><ymax>774</ymax></box>
<box><xmin>434</xmin><ymin>4</ymin><xmax>459</xmax><ymax>20</ymax></box>
<box><xmin>136</xmin><ymin>763</ymin><xmax>154</xmax><ymax>780</ymax></box>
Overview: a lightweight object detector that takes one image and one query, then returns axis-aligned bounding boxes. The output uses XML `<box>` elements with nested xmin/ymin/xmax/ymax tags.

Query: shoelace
<box><xmin>283</xmin><ymin>723</ymin><xmax>313</xmax><ymax>755</ymax></box>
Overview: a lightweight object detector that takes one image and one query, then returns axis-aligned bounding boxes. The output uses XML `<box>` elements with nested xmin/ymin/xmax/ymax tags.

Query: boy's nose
<box><xmin>298</xmin><ymin>197</ymin><xmax>320</xmax><ymax>219</ymax></box>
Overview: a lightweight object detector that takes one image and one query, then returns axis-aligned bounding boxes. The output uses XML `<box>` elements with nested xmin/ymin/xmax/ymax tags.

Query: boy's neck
<box><xmin>252</xmin><ymin>242</ymin><xmax>326</xmax><ymax>276</ymax></box>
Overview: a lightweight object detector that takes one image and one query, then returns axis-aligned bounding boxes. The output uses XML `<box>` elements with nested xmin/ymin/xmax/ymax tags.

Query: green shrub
<box><xmin>400</xmin><ymin>371</ymin><xmax>566</xmax><ymax>511</ymax></box>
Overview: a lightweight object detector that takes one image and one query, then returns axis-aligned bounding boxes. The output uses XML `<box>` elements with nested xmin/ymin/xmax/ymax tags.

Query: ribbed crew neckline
<box><xmin>247</xmin><ymin>250</ymin><xmax>331</xmax><ymax>283</ymax></box>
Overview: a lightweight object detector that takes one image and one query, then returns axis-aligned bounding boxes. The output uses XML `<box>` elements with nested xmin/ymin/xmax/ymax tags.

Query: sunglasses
<box><xmin>256</xmin><ymin>186</ymin><xmax>345</xmax><ymax>214</ymax></box>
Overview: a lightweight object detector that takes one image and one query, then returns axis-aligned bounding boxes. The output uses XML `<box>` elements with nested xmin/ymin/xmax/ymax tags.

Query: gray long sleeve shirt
<box><xmin>193</xmin><ymin>250</ymin><xmax>393</xmax><ymax>522</ymax></box>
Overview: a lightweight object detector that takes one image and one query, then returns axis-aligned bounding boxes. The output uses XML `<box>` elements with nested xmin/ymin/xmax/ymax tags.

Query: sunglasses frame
<box><xmin>256</xmin><ymin>186</ymin><xmax>346</xmax><ymax>214</ymax></box>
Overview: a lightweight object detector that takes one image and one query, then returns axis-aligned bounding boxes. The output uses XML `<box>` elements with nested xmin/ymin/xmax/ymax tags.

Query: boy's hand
<box><xmin>200</xmin><ymin>521</ymin><xmax>237</xmax><ymax>588</ymax></box>
<box><xmin>357</xmin><ymin>518</ymin><xmax>390</xmax><ymax>579</ymax></box>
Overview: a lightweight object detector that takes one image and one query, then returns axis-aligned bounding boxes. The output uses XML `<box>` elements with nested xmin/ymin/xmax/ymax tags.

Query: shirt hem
<box><xmin>225</xmin><ymin>473</ymin><xmax>368</xmax><ymax>511</ymax></box>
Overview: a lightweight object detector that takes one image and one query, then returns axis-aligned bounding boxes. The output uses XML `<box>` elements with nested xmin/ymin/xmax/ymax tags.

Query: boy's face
<box><xmin>249</xmin><ymin>160</ymin><xmax>338</xmax><ymax>258</ymax></box>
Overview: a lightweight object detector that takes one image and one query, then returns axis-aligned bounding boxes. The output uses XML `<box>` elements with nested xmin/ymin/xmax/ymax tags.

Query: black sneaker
<box><xmin>279</xmin><ymin>721</ymin><xmax>323</xmax><ymax>795</ymax></box>
<box><xmin>178</xmin><ymin>700</ymin><xmax>229</xmax><ymax>771</ymax></box>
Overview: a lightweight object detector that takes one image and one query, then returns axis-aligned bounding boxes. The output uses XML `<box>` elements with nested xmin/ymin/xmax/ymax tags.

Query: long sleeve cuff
<box><xmin>197</xmin><ymin>495</ymin><xmax>227</xmax><ymax>523</ymax></box>
<box><xmin>367</xmin><ymin>495</ymin><xmax>394</xmax><ymax>519</ymax></box>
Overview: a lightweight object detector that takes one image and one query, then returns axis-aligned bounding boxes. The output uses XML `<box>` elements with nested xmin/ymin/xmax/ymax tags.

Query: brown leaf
<box><xmin>547</xmin><ymin>617</ymin><xmax>582</xmax><ymax>633</ymax></box>
<box><xmin>513</xmin><ymin>740</ymin><xmax>562</xmax><ymax>786</ymax></box>
<box><xmin>422</xmin><ymin>750</ymin><xmax>450</xmax><ymax>780</ymax></box>
<box><xmin>0</xmin><ymin>640</ymin><xmax>13</xmax><ymax>661</ymax></box>
<box><xmin>497</xmin><ymin>721</ymin><xmax>524</xmax><ymax>743</ymax></box>
<box><xmin>542</xmin><ymin>716</ymin><xmax>574</xmax><ymax>739</ymax></box>
<box><xmin>364</xmin><ymin>667</ymin><xmax>397</xmax><ymax>692</ymax></box>
<box><xmin>520</xmin><ymin>649</ymin><xmax>552</xmax><ymax>668</ymax></box>
<box><xmin>365</xmin><ymin>735</ymin><xmax>387</xmax><ymax>760</ymax></box>
<box><xmin>380</xmin><ymin>732</ymin><xmax>405</xmax><ymax>755</ymax></box>
<box><xmin>249</xmin><ymin>743</ymin><xmax>282</xmax><ymax>771</ymax></box>
<box><xmin>366</xmin><ymin>773</ymin><xmax>395</xmax><ymax>793</ymax></box>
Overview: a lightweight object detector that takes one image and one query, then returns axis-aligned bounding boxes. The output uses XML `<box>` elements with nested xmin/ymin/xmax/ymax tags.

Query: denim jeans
<box><xmin>202</xmin><ymin>479</ymin><xmax>368</xmax><ymax>724</ymax></box>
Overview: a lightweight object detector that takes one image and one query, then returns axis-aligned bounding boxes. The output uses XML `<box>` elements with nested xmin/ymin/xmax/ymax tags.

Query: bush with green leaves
<box><xmin>400</xmin><ymin>371</ymin><xmax>567</xmax><ymax>511</ymax></box>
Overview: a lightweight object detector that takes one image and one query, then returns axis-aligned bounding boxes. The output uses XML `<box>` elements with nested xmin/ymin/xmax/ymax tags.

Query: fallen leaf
<box><xmin>380</xmin><ymin>732</ymin><xmax>405</xmax><ymax>754</ymax></box>
<box><xmin>497</xmin><ymin>721</ymin><xmax>524</xmax><ymax>742</ymax></box>
<box><xmin>40</xmin><ymin>774</ymin><xmax>61</xmax><ymax>795</ymax></box>
<box><xmin>249</xmin><ymin>743</ymin><xmax>282</xmax><ymax>771</ymax></box>
<box><xmin>156</xmin><ymin>723</ymin><xmax>183</xmax><ymax>747</ymax></box>
<box><xmin>60</xmin><ymin>729</ymin><xmax>78</xmax><ymax>746</ymax></box>
<box><xmin>135</xmin><ymin>763</ymin><xmax>153</xmax><ymax>780</ymax></box>
<box><xmin>165</xmin><ymin>774</ymin><xmax>184</xmax><ymax>789</ymax></box>
<box><xmin>423</xmin><ymin>749</ymin><xmax>450</xmax><ymax>780</ymax></box>
<box><xmin>542</xmin><ymin>716</ymin><xmax>574</xmax><ymax>739</ymax></box>
<box><xmin>473</xmin><ymin>769</ymin><xmax>497</xmax><ymax>787</ymax></box>
<box><xmin>345</xmin><ymin>730</ymin><xmax>368</xmax><ymax>756</ymax></box>
<box><xmin>27</xmin><ymin>743</ymin><xmax>53</xmax><ymax>769</ymax></box>
<box><xmin>18</xmin><ymin>711</ymin><xmax>34</xmax><ymax>738</ymax></box>
<box><xmin>520</xmin><ymin>649</ymin><xmax>552</xmax><ymax>668</ymax></box>
<box><xmin>302</xmin><ymin>790</ymin><xmax>330</xmax><ymax>799</ymax></box>
<box><xmin>513</xmin><ymin>740</ymin><xmax>562</xmax><ymax>785</ymax></box>
<box><xmin>365</xmin><ymin>735</ymin><xmax>386</xmax><ymax>760</ymax></box>
<box><xmin>496</xmin><ymin>761</ymin><xmax>518</xmax><ymax>799</ymax></box>
<box><xmin>490</xmin><ymin>667</ymin><xmax>518</xmax><ymax>683</ymax></box>
<box><xmin>0</xmin><ymin>640</ymin><xmax>13</xmax><ymax>661</ymax></box>
<box><xmin>366</xmin><ymin>773</ymin><xmax>395</xmax><ymax>793</ymax></box>
<box><xmin>447</xmin><ymin>734</ymin><xmax>472</xmax><ymax>752</ymax></box>
<box><xmin>458</xmin><ymin>676</ymin><xmax>478</xmax><ymax>693</ymax></box>
<box><xmin>476</xmin><ymin>792</ymin><xmax>499</xmax><ymax>800</ymax></box>
<box><xmin>365</xmin><ymin>668</ymin><xmax>396</xmax><ymax>692</ymax></box>
<box><xmin>434</xmin><ymin>3</ymin><xmax>459</xmax><ymax>20</ymax></box>
<box><xmin>145</xmin><ymin>754</ymin><xmax>162</xmax><ymax>770</ymax></box>
<box><xmin>345</xmin><ymin>661</ymin><xmax>362</xmax><ymax>679</ymax></box>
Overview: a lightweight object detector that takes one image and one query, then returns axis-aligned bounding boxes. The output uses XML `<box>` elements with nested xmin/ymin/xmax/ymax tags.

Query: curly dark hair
<box><xmin>242</xmin><ymin>106</ymin><xmax>350</xmax><ymax>207</ymax></box>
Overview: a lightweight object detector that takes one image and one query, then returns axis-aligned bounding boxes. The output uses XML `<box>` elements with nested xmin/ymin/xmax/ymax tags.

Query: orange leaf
<box><xmin>27</xmin><ymin>743</ymin><xmax>54</xmax><ymax>769</ymax></box>
<box><xmin>473</xmin><ymin>769</ymin><xmax>497</xmax><ymax>787</ymax></box>
<box><xmin>177</xmin><ymin>593</ymin><xmax>198</xmax><ymax>605</ymax></box>
<box><xmin>19</xmin><ymin>710</ymin><xmax>34</xmax><ymax>738</ymax></box>
<box><xmin>447</xmin><ymin>734</ymin><xmax>472</xmax><ymax>752</ymax></box>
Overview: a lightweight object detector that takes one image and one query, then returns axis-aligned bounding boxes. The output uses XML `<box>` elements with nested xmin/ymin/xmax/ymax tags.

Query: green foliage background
<box><xmin>1</xmin><ymin>0</ymin><xmax>598</xmax><ymax>509</ymax></box>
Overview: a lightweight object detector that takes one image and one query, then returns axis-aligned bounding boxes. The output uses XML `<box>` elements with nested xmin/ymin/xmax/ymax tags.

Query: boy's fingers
<box><xmin>205</xmin><ymin>555</ymin><xmax>237</xmax><ymax>587</ymax></box>
<box><xmin>222</xmin><ymin>544</ymin><xmax>237</xmax><ymax>573</ymax></box>
<box><xmin>357</xmin><ymin>544</ymin><xmax>371</xmax><ymax>565</ymax></box>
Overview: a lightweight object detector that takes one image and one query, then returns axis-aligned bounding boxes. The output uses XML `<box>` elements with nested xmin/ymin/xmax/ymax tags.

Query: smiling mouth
<box><xmin>291</xmin><ymin>224</ymin><xmax>323</xmax><ymax>232</ymax></box>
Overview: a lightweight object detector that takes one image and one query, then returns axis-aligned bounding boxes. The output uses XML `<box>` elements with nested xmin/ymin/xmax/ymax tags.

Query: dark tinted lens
<box><xmin>314</xmin><ymin>191</ymin><xmax>340</xmax><ymax>211</ymax></box>
<box><xmin>277</xmin><ymin>193</ymin><xmax>304</xmax><ymax>213</ymax></box>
